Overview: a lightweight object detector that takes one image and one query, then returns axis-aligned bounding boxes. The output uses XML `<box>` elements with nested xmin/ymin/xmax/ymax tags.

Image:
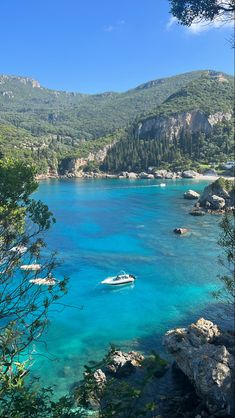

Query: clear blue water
<box><xmin>33</xmin><ymin>178</ymin><xmax>222</xmax><ymax>395</ymax></box>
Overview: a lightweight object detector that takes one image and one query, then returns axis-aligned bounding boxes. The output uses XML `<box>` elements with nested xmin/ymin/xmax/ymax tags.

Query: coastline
<box><xmin>36</xmin><ymin>173</ymin><xmax>234</xmax><ymax>182</ymax></box>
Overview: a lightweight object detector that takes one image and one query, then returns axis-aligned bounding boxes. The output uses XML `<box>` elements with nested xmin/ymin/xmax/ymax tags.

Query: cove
<box><xmin>33</xmin><ymin>178</ymin><xmax>222</xmax><ymax>395</ymax></box>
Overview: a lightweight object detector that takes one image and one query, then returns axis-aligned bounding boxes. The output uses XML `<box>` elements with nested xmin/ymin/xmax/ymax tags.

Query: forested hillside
<box><xmin>0</xmin><ymin>70</ymin><xmax>234</xmax><ymax>173</ymax></box>
<box><xmin>102</xmin><ymin>74</ymin><xmax>234</xmax><ymax>173</ymax></box>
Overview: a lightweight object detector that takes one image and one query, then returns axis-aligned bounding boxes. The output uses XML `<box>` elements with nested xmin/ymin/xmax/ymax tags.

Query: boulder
<box><xmin>127</xmin><ymin>172</ymin><xmax>138</xmax><ymax>179</ymax></box>
<box><xmin>165</xmin><ymin>171</ymin><xmax>175</xmax><ymax>179</ymax></box>
<box><xmin>154</xmin><ymin>169</ymin><xmax>168</xmax><ymax>178</ymax></box>
<box><xmin>105</xmin><ymin>350</ymin><xmax>144</xmax><ymax>377</ymax></box>
<box><xmin>203</xmin><ymin>169</ymin><xmax>217</xmax><ymax>176</ymax></box>
<box><xmin>198</xmin><ymin>178</ymin><xmax>234</xmax><ymax>212</ymax></box>
<box><xmin>154</xmin><ymin>173</ymin><xmax>163</xmax><ymax>179</ymax></box>
<box><xmin>146</xmin><ymin>174</ymin><xmax>155</xmax><ymax>179</ymax></box>
<box><xmin>164</xmin><ymin>318</ymin><xmax>235</xmax><ymax>416</ymax></box>
<box><xmin>139</xmin><ymin>172</ymin><xmax>149</xmax><ymax>179</ymax></box>
<box><xmin>173</xmin><ymin>228</ymin><xmax>189</xmax><ymax>235</ymax></box>
<box><xmin>209</xmin><ymin>195</ymin><xmax>226</xmax><ymax>210</ymax></box>
<box><xmin>182</xmin><ymin>170</ymin><xmax>199</xmax><ymax>178</ymax></box>
<box><xmin>184</xmin><ymin>190</ymin><xmax>200</xmax><ymax>200</ymax></box>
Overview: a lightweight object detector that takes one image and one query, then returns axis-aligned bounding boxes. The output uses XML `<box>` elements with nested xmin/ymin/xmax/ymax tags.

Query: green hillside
<box><xmin>102</xmin><ymin>74</ymin><xmax>234</xmax><ymax>173</ymax></box>
<box><xmin>0</xmin><ymin>70</ymin><xmax>211</xmax><ymax>140</ymax></box>
<box><xmin>0</xmin><ymin>70</ymin><xmax>234</xmax><ymax>173</ymax></box>
<box><xmin>139</xmin><ymin>72</ymin><xmax>234</xmax><ymax>123</ymax></box>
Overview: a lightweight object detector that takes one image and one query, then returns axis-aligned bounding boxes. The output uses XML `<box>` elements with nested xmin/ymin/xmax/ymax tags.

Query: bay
<box><xmin>33</xmin><ymin>178</ymin><xmax>222</xmax><ymax>395</ymax></box>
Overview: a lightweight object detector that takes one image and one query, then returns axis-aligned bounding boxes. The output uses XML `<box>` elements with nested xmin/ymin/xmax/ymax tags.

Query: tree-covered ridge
<box><xmin>139</xmin><ymin>73</ymin><xmax>234</xmax><ymax>123</ymax></box>
<box><xmin>0</xmin><ymin>70</ymin><xmax>234</xmax><ymax>174</ymax></box>
<box><xmin>0</xmin><ymin>70</ymin><xmax>218</xmax><ymax>140</ymax></box>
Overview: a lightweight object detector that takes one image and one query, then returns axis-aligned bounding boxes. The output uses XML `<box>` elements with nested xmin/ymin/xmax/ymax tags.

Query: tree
<box><xmin>0</xmin><ymin>159</ymin><xmax>69</xmax><ymax>413</ymax></box>
<box><xmin>169</xmin><ymin>0</ymin><xmax>235</xmax><ymax>26</ymax></box>
<box><xmin>213</xmin><ymin>210</ymin><xmax>235</xmax><ymax>314</ymax></box>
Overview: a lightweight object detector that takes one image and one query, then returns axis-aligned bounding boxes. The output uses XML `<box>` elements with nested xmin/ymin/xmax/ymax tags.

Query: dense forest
<box><xmin>101</xmin><ymin>119</ymin><xmax>234</xmax><ymax>173</ymax></box>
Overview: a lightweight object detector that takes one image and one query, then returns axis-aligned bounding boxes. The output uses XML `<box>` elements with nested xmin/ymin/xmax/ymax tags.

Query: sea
<box><xmin>32</xmin><ymin>178</ymin><xmax>224</xmax><ymax>395</ymax></box>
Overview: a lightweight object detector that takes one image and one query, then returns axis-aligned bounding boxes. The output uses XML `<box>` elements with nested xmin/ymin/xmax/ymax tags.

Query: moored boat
<box><xmin>29</xmin><ymin>273</ymin><xmax>57</xmax><ymax>286</ymax></box>
<box><xmin>101</xmin><ymin>271</ymin><xmax>136</xmax><ymax>286</ymax></box>
<box><xmin>21</xmin><ymin>263</ymin><xmax>41</xmax><ymax>271</ymax></box>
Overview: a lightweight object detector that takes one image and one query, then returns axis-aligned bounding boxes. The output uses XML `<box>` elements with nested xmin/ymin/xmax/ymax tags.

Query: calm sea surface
<box><xmin>33</xmin><ymin>178</ymin><xmax>222</xmax><ymax>394</ymax></box>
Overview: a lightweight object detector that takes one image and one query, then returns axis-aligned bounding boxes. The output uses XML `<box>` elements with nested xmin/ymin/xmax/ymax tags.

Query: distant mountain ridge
<box><xmin>0</xmin><ymin>70</ymin><xmax>234</xmax><ymax>174</ymax></box>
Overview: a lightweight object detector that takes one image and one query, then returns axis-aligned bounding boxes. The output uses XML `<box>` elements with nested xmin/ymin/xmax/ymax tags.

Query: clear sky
<box><xmin>1</xmin><ymin>0</ymin><xmax>234</xmax><ymax>93</ymax></box>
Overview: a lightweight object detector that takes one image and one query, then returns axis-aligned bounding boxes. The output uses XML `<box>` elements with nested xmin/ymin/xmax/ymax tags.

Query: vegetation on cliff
<box><xmin>0</xmin><ymin>71</ymin><xmax>234</xmax><ymax>174</ymax></box>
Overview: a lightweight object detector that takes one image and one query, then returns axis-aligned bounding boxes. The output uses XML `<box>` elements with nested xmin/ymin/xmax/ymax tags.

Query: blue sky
<box><xmin>1</xmin><ymin>0</ymin><xmax>234</xmax><ymax>93</ymax></box>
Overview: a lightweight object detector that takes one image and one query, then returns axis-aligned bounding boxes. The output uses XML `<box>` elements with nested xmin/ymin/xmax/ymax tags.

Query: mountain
<box><xmin>102</xmin><ymin>73</ymin><xmax>234</xmax><ymax>173</ymax></box>
<box><xmin>0</xmin><ymin>70</ymin><xmax>234</xmax><ymax>173</ymax></box>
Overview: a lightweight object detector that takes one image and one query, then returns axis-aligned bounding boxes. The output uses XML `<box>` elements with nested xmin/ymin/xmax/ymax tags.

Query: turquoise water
<box><xmin>33</xmin><ymin>178</ymin><xmax>222</xmax><ymax>394</ymax></box>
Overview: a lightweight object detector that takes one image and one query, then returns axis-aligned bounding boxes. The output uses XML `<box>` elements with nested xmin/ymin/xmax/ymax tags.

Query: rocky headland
<box><xmin>73</xmin><ymin>318</ymin><xmax>234</xmax><ymax>417</ymax></box>
<box><xmin>164</xmin><ymin>318</ymin><xmax>235</xmax><ymax>417</ymax></box>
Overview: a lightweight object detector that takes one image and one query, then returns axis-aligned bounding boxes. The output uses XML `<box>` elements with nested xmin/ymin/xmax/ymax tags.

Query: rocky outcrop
<box><xmin>104</xmin><ymin>350</ymin><xmax>144</xmax><ymax>378</ymax></box>
<box><xmin>136</xmin><ymin>110</ymin><xmax>232</xmax><ymax>142</ymax></box>
<box><xmin>164</xmin><ymin>318</ymin><xmax>235</xmax><ymax>416</ymax></box>
<box><xmin>198</xmin><ymin>178</ymin><xmax>234</xmax><ymax>212</ymax></box>
<box><xmin>184</xmin><ymin>189</ymin><xmax>200</xmax><ymax>199</ymax></box>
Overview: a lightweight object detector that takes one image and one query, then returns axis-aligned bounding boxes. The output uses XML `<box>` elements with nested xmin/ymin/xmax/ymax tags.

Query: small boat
<box><xmin>101</xmin><ymin>271</ymin><xmax>136</xmax><ymax>286</ymax></box>
<box><xmin>10</xmin><ymin>246</ymin><xmax>28</xmax><ymax>254</ymax></box>
<box><xmin>29</xmin><ymin>273</ymin><xmax>57</xmax><ymax>286</ymax></box>
<box><xmin>21</xmin><ymin>263</ymin><xmax>41</xmax><ymax>271</ymax></box>
<box><xmin>159</xmin><ymin>183</ymin><xmax>166</xmax><ymax>187</ymax></box>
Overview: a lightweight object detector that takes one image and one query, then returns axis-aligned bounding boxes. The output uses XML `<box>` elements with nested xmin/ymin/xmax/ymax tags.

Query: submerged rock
<box><xmin>189</xmin><ymin>208</ymin><xmax>206</xmax><ymax>216</ymax></box>
<box><xmin>184</xmin><ymin>189</ymin><xmax>200</xmax><ymax>200</ymax></box>
<box><xmin>164</xmin><ymin>318</ymin><xmax>235</xmax><ymax>416</ymax></box>
<box><xmin>173</xmin><ymin>228</ymin><xmax>189</xmax><ymax>235</ymax></box>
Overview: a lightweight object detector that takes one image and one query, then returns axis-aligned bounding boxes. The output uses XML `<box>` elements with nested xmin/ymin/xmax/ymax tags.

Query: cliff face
<box><xmin>136</xmin><ymin>111</ymin><xmax>232</xmax><ymax>141</ymax></box>
<box><xmin>58</xmin><ymin>144</ymin><xmax>113</xmax><ymax>176</ymax></box>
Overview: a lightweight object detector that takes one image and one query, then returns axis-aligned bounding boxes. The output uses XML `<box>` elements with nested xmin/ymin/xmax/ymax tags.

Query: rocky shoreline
<box><xmin>73</xmin><ymin>318</ymin><xmax>234</xmax><ymax>417</ymax></box>
<box><xmin>36</xmin><ymin>169</ymin><xmax>234</xmax><ymax>182</ymax></box>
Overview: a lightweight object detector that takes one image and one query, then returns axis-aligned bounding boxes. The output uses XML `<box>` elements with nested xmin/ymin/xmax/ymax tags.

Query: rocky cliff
<box><xmin>58</xmin><ymin>143</ymin><xmax>114</xmax><ymax>176</ymax></box>
<box><xmin>164</xmin><ymin>318</ymin><xmax>235</xmax><ymax>416</ymax></box>
<box><xmin>197</xmin><ymin>177</ymin><xmax>234</xmax><ymax>212</ymax></box>
<box><xmin>136</xmin><ymin>110</ymin><xmax>232</xmax><ymax>141</ymax></box>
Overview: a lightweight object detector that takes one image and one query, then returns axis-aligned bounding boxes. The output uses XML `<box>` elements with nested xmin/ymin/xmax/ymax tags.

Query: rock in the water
<box><xmin>164</xmin><ymin>318</ymin><xmax>235</xmax><ymax>416</ymax></box>
<box><xmin>139</xmin><ymin>172</ymin><xmax>149</xmax><ymax>179</ymax></box>
<box><xmin>184</xmin><ymin>190</ymin><xmax>200</xmax><ymax>200</ymax></box>
<box><xmin>105</xmin><ymin>350</ymin><xmax>144</xmax><ymax>377</ymax></box>
<box><xmin>182</xmin><ymin>170</ymin><xmax>199</xmax><ymax>178</ymax></box>
<box><xmin>165</xmin><ymin>171</ymin><xmax>175</xmax><ymax>179</ymax></box>
<box><xmin>198</xmin><ymin>178</ymin><xmax>234</xmax><ymax>212</ymax></box>
<box><xmin>173</xmin><ymin>228</ymin><xmax>189</xmax><ymax>235</ymax></box>
<box><xmin>127</xmin><ymin>172</ymin><xmax>138</xmax><ymax>179</ymax></box>
<box><xmin>189</xmin><ymin>208</ymin><xmax>206</xmax><ymax>216</ymax></box>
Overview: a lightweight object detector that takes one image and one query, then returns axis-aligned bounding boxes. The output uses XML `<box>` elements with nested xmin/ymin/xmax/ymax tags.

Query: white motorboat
<box><xmin>101</xmin><ymin>271</ymin><xmax>136</xmax><ymax>286</ymax></box>
<box><xmin>159</xmin><ymin>183</ymin><xmax>166</xmax><ymax>187</ymax></box>
<box><xmin>21</xmin><ymin>263</ymin><xmax>41</xmax><ymax>271</ymax></box>
<box><xmin>10</xmin><ymin>246</ymin><xmax>28</xmax><ymax>254</ymax></box>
